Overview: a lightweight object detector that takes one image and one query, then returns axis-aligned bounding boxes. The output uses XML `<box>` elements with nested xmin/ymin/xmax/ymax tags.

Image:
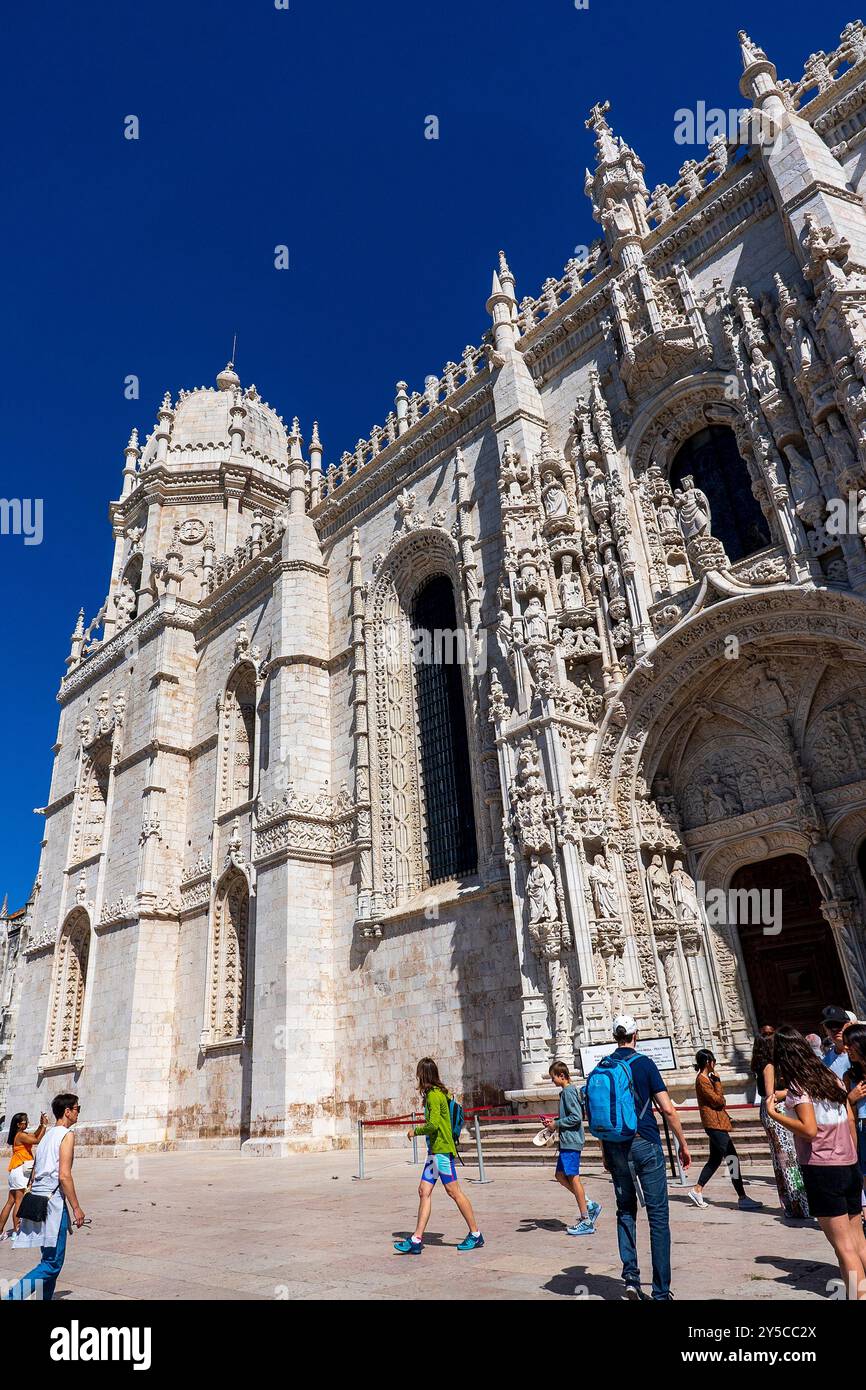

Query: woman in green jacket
<box><xmin>393</xmin><ymin>1057</ymin><xmax>485</xmax><ymax>1254</ymax></box>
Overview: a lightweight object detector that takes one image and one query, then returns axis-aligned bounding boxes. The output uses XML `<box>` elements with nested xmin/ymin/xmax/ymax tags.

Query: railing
<box><xmin>779</xmin><ymin>19</ymin><xmax>866</xmax><ymax>112</ymax></box>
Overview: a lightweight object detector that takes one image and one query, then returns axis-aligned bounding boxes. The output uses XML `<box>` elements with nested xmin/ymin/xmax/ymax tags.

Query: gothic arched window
<box><xmin>411</xmin><ymin>575</ymin><xmax>478</xmax><ymax>884</ymax></box>
<box><xmin>46</xmin><ymin>910</ymin><xmax>90</xmax><ymax>1063</ymax></box>
<box><xmin>206</xmin><ymin>871</ymin><xmax>249</xmax><ymax>1043</ymax></box>
<box><xmin>670</xmin><ymin>424</ymin><xmax>770</xmax><ymax>563</ymax></box>
<box><xmin>220</xmin><ymin>666</ymin><xmax>257</xmax><ymax>811</ymax></box>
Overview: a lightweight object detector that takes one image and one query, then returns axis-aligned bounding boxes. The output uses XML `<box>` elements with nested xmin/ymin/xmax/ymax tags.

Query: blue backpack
<box><xmin>583</xmin><ymin>1053</ymin><xmax>642</xmax><ymax>1142</ymax></box>
<box><xmin>448</xmin><ymin>1097</ymin><xmax>465</xmax><ymax>1148</ymax></box>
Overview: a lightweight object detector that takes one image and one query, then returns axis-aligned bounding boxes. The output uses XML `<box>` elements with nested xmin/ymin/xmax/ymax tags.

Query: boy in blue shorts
<box><xmin>544</xmin><ymin>1061</ymin><xmax>601</xmax><ymax>1236</ymax></box>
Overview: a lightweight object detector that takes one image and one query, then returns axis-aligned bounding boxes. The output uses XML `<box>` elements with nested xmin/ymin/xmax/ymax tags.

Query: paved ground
<box><xmin>0</xmin><ymin>1148</ymin><xmax>844</xmax><ymax>1301</ymax></box>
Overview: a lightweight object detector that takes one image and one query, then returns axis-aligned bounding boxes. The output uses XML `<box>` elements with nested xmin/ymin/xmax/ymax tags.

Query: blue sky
<box><xmin>0</xmin><ymin>0</ymin><xmax>856</xmax><ymax>905</ymax></box>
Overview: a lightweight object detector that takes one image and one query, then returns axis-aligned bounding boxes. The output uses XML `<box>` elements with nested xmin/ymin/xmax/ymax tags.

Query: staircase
<box><xmin>471</xmin><ymin>1106</ymin><xmax>773</xmax><ymax>1173</ymax></box>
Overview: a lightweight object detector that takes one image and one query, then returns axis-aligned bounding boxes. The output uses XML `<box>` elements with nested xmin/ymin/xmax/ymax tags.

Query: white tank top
<box><xmin>30</xmin><ymin>1124</ymin><xmax>70</xmax><ymax>1196</ymax></box>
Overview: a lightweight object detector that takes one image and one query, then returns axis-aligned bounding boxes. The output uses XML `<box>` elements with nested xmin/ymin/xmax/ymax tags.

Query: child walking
<box><xmin>393</xmin><ymin>1057</ymin><xmax>485</xmax><ymax>1255</ymax></box>
<box><xmin>543</xmin><ymin>1062</ymin><xmax>601</xmax><ymax>1236</ymax></box>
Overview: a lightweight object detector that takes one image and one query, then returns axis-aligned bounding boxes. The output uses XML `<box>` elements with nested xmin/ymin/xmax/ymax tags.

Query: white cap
<box><xmin>613</xmin><ymin>1013</ymin><xmax>637</xmax><ymax>1036</ymax></box>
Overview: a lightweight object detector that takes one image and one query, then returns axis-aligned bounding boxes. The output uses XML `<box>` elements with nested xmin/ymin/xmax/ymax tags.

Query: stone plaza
<box><xmin>0</xmin><ymin>1148</ymin><xmax>839</xmax><ymax>1301</ymax></box>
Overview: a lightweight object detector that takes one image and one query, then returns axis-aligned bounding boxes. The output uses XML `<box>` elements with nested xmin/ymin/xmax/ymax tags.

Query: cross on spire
<box><xmin>585</xmin><ymin>99</ymin><xmax>611</xmax><ymax>133</ymax></box>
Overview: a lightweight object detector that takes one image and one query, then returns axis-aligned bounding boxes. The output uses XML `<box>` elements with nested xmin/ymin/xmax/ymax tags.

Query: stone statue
<box><xmin>647</xmin><ymin>854</ymin><xmax>676</xmax><ymax>919</ymax></box>
<box><xmin>526</xmin><ymin>854</ymin><xmax>558</xmax><ymax>924</ymax></box>
<box><xmin>807</xmin><ymin>832</ymin><xmax>840</xmax><ymax>900</ymax></box>
<box><xmin>584</xmin><ymin>460</ymin><xmax>608</xmax><ymax>515</ymax></box>
<box><xmin>656</xmin><ymin>491</ymin><xmax>680</xmax><ymax>534</ymax></box>
<box><xmin>670</xmin><ymin>860</ymin><xmax>701</xmax><ymax>925</ymax></box>
<box><xmin>674</xmin><ymin>476</ymin><xmax>711</xmax><ymax>540</ymax></box>
<box><xmin>589</xmin><ymin>852</ymin><xmax>619</xmax><ymax>920</ymax></box>
<box><xmin>603</xmin><ymin>546</ymin><xmax>624</xmax><ymax>601</ymax></box>
<box><xmin>557</xmin><ymin>555</ymin><xmax>584</xmax><ymax>609</ymax></box>
<box><xmin>784</xmin><ymin>445</ymin><xmax>823</xmax><ymax>513</ymax></box>
<box><xmin>750</xmin><ymin>345</ymin><xmax>778</xmax><ymax>396</ymax></box>
<box><xmin>543</xmin><ymin>474</ymin><xmax>569</xmax><ymax>519</ymax></box>
<box><xmin>523</xmin><ymin>596</ymin><xmax>549</xmax><ymax>643</ymax></box>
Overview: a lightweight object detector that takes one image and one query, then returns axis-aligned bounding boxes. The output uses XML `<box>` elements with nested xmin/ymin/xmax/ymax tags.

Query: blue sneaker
<box><xmin>457</xmin><ymin>1232</ymin><xmax>484</xmax><ymax>1251</ymax></box>
<box><xmin>567</xmin><ymin>1218</ymin><xmax>596</xmax><ymax>1236</ymax></box>
<box><xmin>393</xmin><ymin>1238</ymin><xmax>423</xmax><ymax>1254</ymax></box>
<box><xmin>588</xmin><ymin>1200</ymin><xmax>602</xmax><ymax>1222</ymax></box>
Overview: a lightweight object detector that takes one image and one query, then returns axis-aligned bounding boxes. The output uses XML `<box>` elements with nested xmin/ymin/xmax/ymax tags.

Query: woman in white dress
<box><xmin>5</xmin><ymin>1093</ymin><xmax>85</xmax><ymax>1302</ymax></box>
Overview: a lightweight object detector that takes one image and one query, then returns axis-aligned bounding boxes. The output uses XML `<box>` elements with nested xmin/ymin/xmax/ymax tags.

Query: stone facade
<box><xmin>8</xmin><ymin>22</ymin><xmax>866</xmax><ymax>1148</ymax></box>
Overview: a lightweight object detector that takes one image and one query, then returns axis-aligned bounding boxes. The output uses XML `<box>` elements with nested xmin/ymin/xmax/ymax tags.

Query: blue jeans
<box><xmin>604</xmin><ymin>1136</ymin><xmax>671</xmax><ymax>1299</ymax></box>
<box><xmin>4</xmin><ymin>1206</ymin><xmax>69</xmax><ymax>1301</ymax></box>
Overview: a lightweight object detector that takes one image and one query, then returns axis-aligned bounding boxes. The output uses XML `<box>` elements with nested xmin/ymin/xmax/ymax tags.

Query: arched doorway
<box><xmin>732</xmin><ymin>854</ymin><xmax>849</xmax><ymax>1033</ymax></box>
<box><xmin>670</xmin><ymin>424</ymin><xmax>770</xmax><ymax>562</ymax></box>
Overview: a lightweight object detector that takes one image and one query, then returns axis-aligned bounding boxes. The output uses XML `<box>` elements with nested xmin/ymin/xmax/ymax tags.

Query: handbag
<box><xmin>17</xmin><ymin>1180</ymin><xmax>59</xmax><ymax>1223</ymax></box>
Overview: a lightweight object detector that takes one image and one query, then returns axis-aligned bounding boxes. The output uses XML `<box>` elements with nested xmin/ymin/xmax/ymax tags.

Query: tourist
<box><xmin>542</xmin><ymin>1061</ymin><xmax>600</xmax><ymax>1236</ymax></box>
<box><xmin>687</xmin><ymin>1050</ymin><xmax>762</xmax><ymax>1211</ymax></box>
<box><xmin>822</xmin><ymin>1006</ymin><xmax>853</xmax><ymax>1082</ymax></box>
<box><xmin>0</xmin><ymin>1110</ymin><xmax>49</xmax><ymax>1239</ymax></box>
<box><xmin>593</xmin><ymin>1015</ymin><xmax>691</xmax><ymax>1301</ymax></box>
<box><xmin>4</xmin><ymin>1093</ymin><xmax>86</xmax><ymax>1301</ymax></box>
<box><xmin>767</xmin><ymin>1027</ymin><xmax>866</xmax><ymax>1299</ymax></box>
<box><xmin>805</xmin><ymin>1033</ymin><xmax>824</xmax><ymax>1058</ymax></box>
<box><xmin>393</xmin><ymin>1058</ymin><xmax>484</xmax><ymax>1255</ymax></box>
<box><xmin>842</xmin><ymin>1022</ymin><xmax>866</xmax><ymax>1218</ymax></box>
<box><xmin>751</xmin><ymin>1029</ymin><xmax>808</xmax><ymax>1219</ymax></box>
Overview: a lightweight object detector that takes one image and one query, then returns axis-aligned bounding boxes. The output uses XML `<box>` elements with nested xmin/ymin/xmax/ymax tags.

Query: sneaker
<box><xmin>566</xmin><ymin>1218</ymin><xmax>596</xmax><ymax>1236</ymax></box>
<box><xmin>737</xmin><ymin>1196</ymin><xmax>763</xmax><ymax>1211</ymax></box>
<box><xmin>393</xmin><ymin>1238</ymin><xmax>423</xmax><ymax>1254</ymax></box>
<box><xmin>587</xmin><ymin>1200</ymin><xmax>602</xmax><ymax>1222</ymax></box>
<box><xmin>457</xmin><ymin>1232</ymin><xmax>484</xmax><ymax>1251</ymax></box>
<box><xmin>687</xmin><ymin>1188</ymin><xmax>709</xmax><ymax>1209</ymax></box>
<box><xmin>623</xmin><ymin>1283</ymin><xmax>646</xmax><ymax>1300</ymax></box>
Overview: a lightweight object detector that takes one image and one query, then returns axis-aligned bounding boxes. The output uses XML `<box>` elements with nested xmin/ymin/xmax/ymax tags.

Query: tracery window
<box><xmin>46</xmin><ymin>910</ymin><xmax>90</xmax><ymax>1063</ymax></box>
<box><xmin>220</xmin><ymin>665</ymin><xmax>257</xmax><ymax>811</ymax></box>
<box><xmin>670</xmin><ymin>424</ymin><xmax>770</xmax><ymax>563</ymax></box>
<box><xmin>75</xmin><ymin>747</ymin><xmax>111</xmax><ymax>860</ymax></box>
<box><xmin>411</xmin><ymin>575</ymin><xmax>478</xmax><ymax>884</ymax></box>
<box><xmin>206</xmin><ymin>871</ymin><xmax>249</xmax><ymax>1043</ymax></box>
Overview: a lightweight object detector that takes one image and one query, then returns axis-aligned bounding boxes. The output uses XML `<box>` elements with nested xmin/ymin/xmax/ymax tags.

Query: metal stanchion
<box><xmin>353</xmin><ymin>1119</ymin><xmax>369</xmax><ymax>1180</ymax></box>
<box><xmin>410</xmin><ymin>1112</ymin><xmax>419</xmax><ymax>1165</ymax></box>
<box><xmin>470</xmin><ymin>1113</ymin><xmax>493</xmax><ymax>1184</ymax></box>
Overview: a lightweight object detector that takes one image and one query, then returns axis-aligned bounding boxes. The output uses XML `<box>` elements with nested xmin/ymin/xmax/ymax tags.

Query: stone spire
<box><xmin>486</xmin><ymin>254</ymin><xmax>519</xmax><ymax>358</ymax></box>
<box><xmin>583</xmin><ymin>100</ymin><xmax>649</xmax><ymax>265</ymax></box>
<box><xmin>309</xmin><ymin>420</ymin><xmax>323</xmax><ymax>506</ymax></box>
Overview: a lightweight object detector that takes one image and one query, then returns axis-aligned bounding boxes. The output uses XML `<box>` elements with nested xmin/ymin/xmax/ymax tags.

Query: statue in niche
<box><xmin>557</xmin><ymin>555</ymin><xmax>584</xmax><ymax>609</ymax></box>
<box><xmin>750</xmin><ymin>345</ymin><xmax>779</xmax><ymax>396</ymax></box>
<box><xmin>784</xmin><ymin>445</ymin><xmax>823</xmax><ymax>512</ymax></box>
<box><xmin>588</xmin><ymin>852</ymin><xmax>619</xmax><ymax>920</ymax></box>
<box><xmin>807</xmin><ymin>831</ymin><xmax>841</xmax><ymax>900</ymax></box>
<box><xmin>602</xmin><ymin>546</ymin><xmax>624</xmax><ymax>600</ymax></box>
<box><xmin>526</xmin><ymin>854</ymin><xmax>559</xmax><ymax>924</ymax></box>
<box><xmin>542</xmin><ymin>473</ymin><xmax>569</xmax><ymax>519</ymax></box>
<box><xmin>647</xmin><ymin>854</ymin><xmax>676</xmax><ymax>919</ymax></box>
<box><xmin>656</xmin><ymin>490</ymin><xmax>680</xmax><ymax>534</ymax></box>
<box><xmin>674</xmin><ymin>476</ymin><xmax>711</xmax><ymax>539</ymax></box>
<box><xmin>523</xmin><ymin>596</ymin><xmax>549</xmax><ymax>643</ymax></box>
<box><xmin>584</xmin><ymin>459</ymin><xmax>608</xmax><ymax>514</ymax></box>
<box><xmin>670</xmin><ymin>860</ymin><xmax>701</xmax><ymax>925</ymax></box>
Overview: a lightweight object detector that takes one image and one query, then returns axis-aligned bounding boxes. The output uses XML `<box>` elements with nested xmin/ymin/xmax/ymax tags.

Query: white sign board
<box><xmin>578</xmin><ymin>1035</ymin><xmax>677</xmax><ymax>1076</ymax></box>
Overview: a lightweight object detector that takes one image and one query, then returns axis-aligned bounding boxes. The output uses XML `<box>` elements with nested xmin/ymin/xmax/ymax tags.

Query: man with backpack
<box><xmin>583</xmin><ymin>1016</ymin><xmax>691</xmax><ymax>1300</ymax></box>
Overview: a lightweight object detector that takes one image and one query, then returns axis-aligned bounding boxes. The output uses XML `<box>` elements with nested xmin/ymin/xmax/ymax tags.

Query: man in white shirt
<box><xmin>822</xmin><ymin>1005</ymin><xmax>855</xmax><ymax>1082</ymax></box>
